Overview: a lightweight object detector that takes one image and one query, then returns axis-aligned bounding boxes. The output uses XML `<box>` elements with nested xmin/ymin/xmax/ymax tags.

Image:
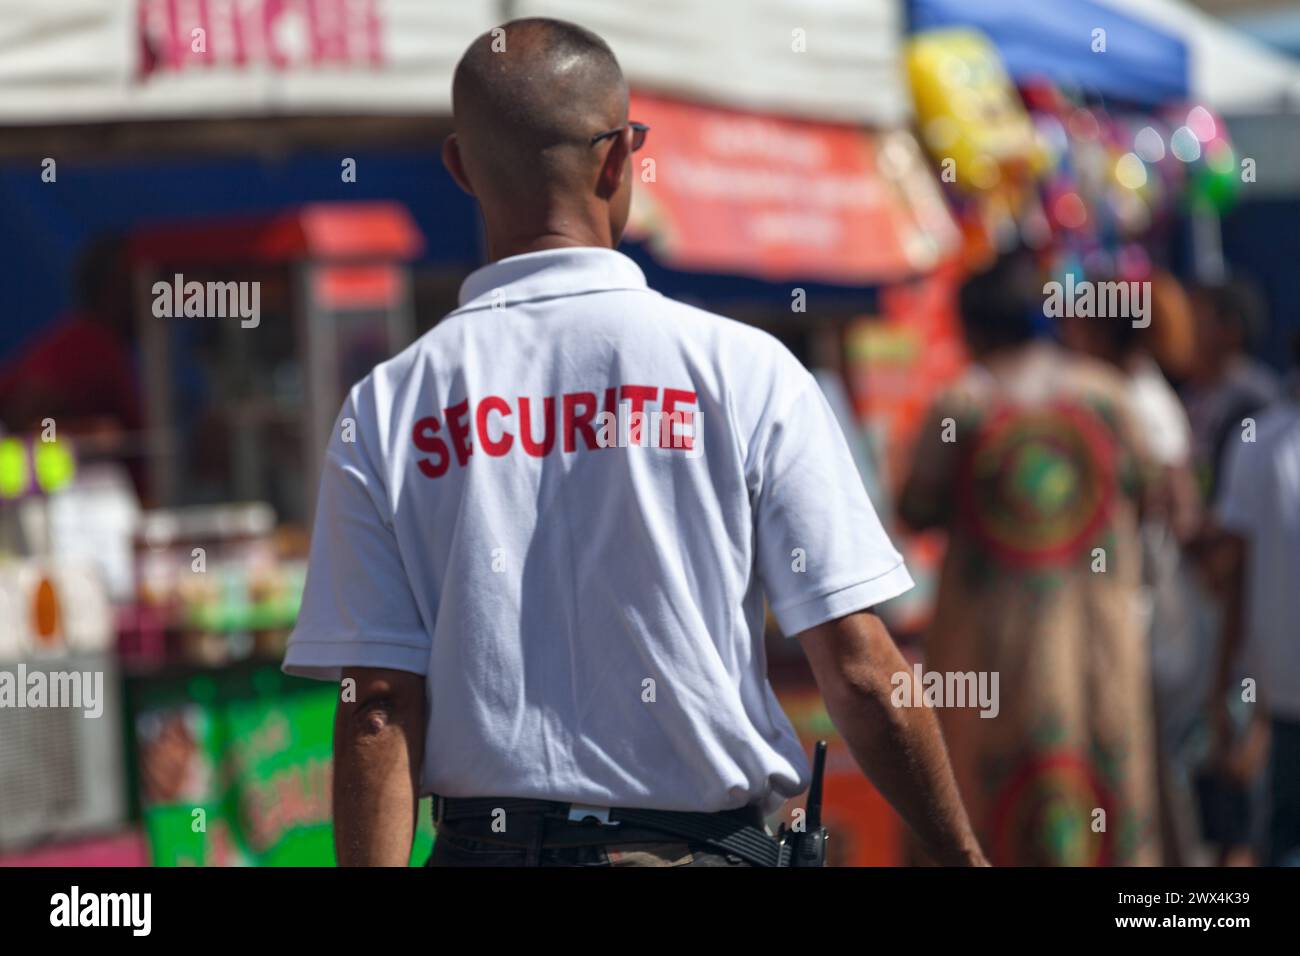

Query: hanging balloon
<box><xmin>1188</xmin><ymin>138</ymin><xmax>1240</xmax><ymax>213</ymax></box>
<box><xmin>1164</xmin><ymin>103</ymin><xmax>1241</xmax><ymax>214</ymax></box>
<box><xmin>1047</xmin><ymin>184</ymin><xmax>1090</xmax><ymax>233</ymax></box>
<box><xmin>1032</xmin><ymin>112</ymin><xmax>1069</xmax><ymax>175</ymax></box>
<box><xmin>1023</xmin><ymin>78</ymin><xmax>1089</xmax><ymax>246</ymax></box>
<box><xmin>907</xmin><ymin>29</ymin><xmax>1045</xmax><ymax>192</ymax></box>
<box><xmin>1070</xmin><ymin>113</ymin><xmax>1112</xmax><ymax>199</ymax></box>
<box><xmin>1109</xmin><ymin>147</ymin><xmax>1152</xmax><ymax>235</ymax></box>
<box><xmin>1133</xmin><ymin>124</ymin><xmax>1167</xmax><ymax>164</ymax></box>
<box><xmin>1118</xmin><ymin>118</ymin><xmax>1165</xmax><ymax>211</ymax></box>
<box><xmin>1115</xmin><ymin>243</ymin><xmax>1152</xmax><ymax>282</ymax></box>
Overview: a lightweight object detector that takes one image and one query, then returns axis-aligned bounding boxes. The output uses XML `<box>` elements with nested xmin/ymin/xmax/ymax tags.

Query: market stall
<box><xmin>0</xmin><ymin>0</ymin><xmax>480</xmax><ymax>867</ymax></box>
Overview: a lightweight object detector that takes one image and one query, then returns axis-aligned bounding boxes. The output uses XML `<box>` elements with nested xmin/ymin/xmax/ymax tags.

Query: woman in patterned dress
<box><xmin>900</xmin><ymin>252</ymin><xmax>1160</xmax><ymax>866</ymax></box>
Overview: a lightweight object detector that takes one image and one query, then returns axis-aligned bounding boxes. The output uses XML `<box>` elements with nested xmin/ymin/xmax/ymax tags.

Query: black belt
<box><xmin>434</xmin><ymin>795</ymin><xmax>793</xmax><ymax>867</ymax></box>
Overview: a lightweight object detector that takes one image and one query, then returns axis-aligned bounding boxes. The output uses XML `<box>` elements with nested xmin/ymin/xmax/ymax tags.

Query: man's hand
<box><xmin>333</xmin><ymin>667</ymin><xmax>427</xmax><ymax>866</ymax></box>
<box><xmin>797</xmin><ymin>611</ymin><xmax>990</xmax><ymax>866</ymax></box>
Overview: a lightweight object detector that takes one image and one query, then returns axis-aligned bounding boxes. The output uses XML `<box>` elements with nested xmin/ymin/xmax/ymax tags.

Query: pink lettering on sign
<box><xmin>137</xmin><ymin>0</ymin><xmax>385</xmax><ymax>75</ymax></box>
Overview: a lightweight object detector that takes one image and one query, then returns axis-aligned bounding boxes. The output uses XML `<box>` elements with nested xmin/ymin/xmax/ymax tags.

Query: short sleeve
<box><xmin>752</xmin><ymin>373</ymin><xmax>914</xmax><ymax>636</ymax></box>
<box><xmin>1215</xmin><ymin>433</ymin><xmax>1261</xmax><ymax>536</ymax></box>
<box><xmin>282</xmin><ymin>395</ymin><xmax>431</xmax><ymax>682</ymax></box>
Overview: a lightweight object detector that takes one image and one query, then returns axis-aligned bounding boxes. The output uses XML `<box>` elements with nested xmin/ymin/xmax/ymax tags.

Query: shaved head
<box><xmin>451</xmin><ymin>18</ymin><xmax>628</xmax><ymax>201</ymax></box>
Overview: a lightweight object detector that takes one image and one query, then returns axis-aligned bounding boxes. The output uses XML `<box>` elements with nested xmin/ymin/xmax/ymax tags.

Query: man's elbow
<box><xmin>797</xmin><ymin>612</ymin><xmax>906</xmax><ymax>712</ymax></box>
<box><xmin>337</xmin><ymin>667</ymin><xmax>426</xmax><ymax>742</ymax></box>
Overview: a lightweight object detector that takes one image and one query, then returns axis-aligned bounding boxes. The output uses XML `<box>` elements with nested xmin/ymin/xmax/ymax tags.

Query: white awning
<box><xmin>0</xmin><ymin>0</ymin><xmax>909</xmax><ymax>128</ymax></box>
<box><xmin>1096</xmin><ymin>0</ymin><xmax>1300</xmax><ymax>114</ymax></box>
<box><xmin>0</xmin><ymin>0</ymin><xmax>497</xmax><ymax>124</ymax></box>
<box><xmin>514</xmin><ymin>0</ymin><xmax>910</xmax><ymax>126</ymax></box>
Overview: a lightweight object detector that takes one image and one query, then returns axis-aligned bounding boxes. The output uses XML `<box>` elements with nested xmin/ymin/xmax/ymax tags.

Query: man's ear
<box><xmin>442</xmin><ymin>134</ymin><xmax>476</xmax><ymax>196</ymax></box>
<box><xmin>595</xmin><ymin>127</ymin><xmax>631</xmax><ymax>200</ymax></box>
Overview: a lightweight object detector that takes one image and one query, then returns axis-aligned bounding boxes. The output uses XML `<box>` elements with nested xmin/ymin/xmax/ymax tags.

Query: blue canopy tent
<box><xmin>908</xmin><ymin>0</ymin><xmax>1190</xmax><ymax>106</ymax></box>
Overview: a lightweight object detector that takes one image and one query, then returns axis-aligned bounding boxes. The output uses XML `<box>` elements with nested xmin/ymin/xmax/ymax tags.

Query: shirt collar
<box><xmin>456</xmin><ymin>247</ymin><xmax>649</xmax><ymax>310</ymax></box>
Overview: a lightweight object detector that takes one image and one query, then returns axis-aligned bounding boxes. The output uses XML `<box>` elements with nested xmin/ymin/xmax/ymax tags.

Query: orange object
<box><xmin>32</xmin><ymin>576</ymin><xmax>62</xmax><ymax>647</ymax></box>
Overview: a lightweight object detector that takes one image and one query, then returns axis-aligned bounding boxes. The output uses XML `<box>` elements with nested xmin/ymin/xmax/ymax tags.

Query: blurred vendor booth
<box><xmin>128</xmin><ymin>201</ymin><xmax>423</xmax><ymax>525</ymax></box>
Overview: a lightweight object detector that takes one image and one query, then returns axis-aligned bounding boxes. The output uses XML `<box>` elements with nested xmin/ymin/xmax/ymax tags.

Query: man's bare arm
<box><xmin>797</xmin><ymin>611</ymin><xmax>989</xmax><ymax>866</ymax></box>
<box><xmin>333</xmin><ymin>667</ymin><xmax>427</xmax><ymax>866</ymax></box>
<box><xmin>1207</xmin><ymin>530</ymin><xmax>1247</xmax><ymax>762</ymax></box>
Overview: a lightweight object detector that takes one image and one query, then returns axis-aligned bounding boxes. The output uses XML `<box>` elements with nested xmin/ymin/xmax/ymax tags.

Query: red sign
<box><xmin>627</xmin><ymin>93</ymin><xmax>956</xmax><ymax>284</ymax></box>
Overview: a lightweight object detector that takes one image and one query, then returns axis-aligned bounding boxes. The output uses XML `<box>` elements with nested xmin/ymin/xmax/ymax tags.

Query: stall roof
<box><xmin>0</xmin><ymin>0</ymin><xmax>913</xmax><ymax>138</ymax></box>
<box><xmin>908</xmin><ymin>0</ymin><xmax>1190</xmax><ymax>106</ymax></box>
<box><xmin>516</xmin><ymin>0</ymin><xmax>911</xmax><ymax>126</ymax></box>
<box><xmin>1095</xmin><ymin>0</ymin><xmax>1300</xmax><ymax>114</ymax></box>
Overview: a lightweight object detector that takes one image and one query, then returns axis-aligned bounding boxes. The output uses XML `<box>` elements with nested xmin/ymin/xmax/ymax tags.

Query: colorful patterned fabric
<box><xmin>903</xmin><ymin>343</ymin><xmax>1159</xmax><ymax>865</ymax></box>
<box><xmin>957</xmin><ymin>401</ymin><xmax>1118</xmax><ymax>569</ymax></box>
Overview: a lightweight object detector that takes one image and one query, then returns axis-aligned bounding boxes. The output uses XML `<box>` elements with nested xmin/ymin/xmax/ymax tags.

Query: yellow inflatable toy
<box><xmin>907</xmin><ymin>29</ymin><xmax>1046</xmax><ymax>192</ymax></box>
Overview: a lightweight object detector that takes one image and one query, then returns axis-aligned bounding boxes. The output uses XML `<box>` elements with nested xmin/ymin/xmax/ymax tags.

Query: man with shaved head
<box><xmin>444</xmin><ymin>17</ymin><xmax>635</xmax><ymax>259</ymax></box>
<box><xmin>285</xmin><ymin>18</ymin><xmax>987</xmax><ymax>868</ymax></box>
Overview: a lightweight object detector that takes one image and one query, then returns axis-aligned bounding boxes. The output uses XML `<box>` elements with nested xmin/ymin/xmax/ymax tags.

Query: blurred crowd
<box><xmin>899</xmin><ymin>249</ymin><xmax>1298</xmax><ymax>866</ymax></box>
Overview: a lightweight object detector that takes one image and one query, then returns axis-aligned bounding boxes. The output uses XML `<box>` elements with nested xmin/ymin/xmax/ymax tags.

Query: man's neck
<box><xmin>487</xmin><ymin>232</ymin><xmax>611</xmax><ymax>262</ymax></box>
<box><xmin>483</xmin><ymin>203</ymin><xmax>613</xmax><ymax>263</ymax></box>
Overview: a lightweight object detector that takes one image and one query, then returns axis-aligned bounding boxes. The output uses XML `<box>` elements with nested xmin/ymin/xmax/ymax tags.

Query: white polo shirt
<box><xmin>283</xmin><ymin>247</ymin><xmax>913</xmax><ymax>813</ymax></box>
<box><xmin>1215</xmin><ymin>398</ymin><xmax>1300</xmax><ymax>721</ymax></box>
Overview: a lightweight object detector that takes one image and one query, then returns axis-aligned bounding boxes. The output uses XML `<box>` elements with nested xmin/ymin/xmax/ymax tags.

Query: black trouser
<box><xmin>1269</xmin><ymin>718</ymin><xmax>1300</xmax><ymax>866</ymax></box>
<box><xmin>426</xmin><ymin>804</ymin><xmax>757</xmax><ymax>867</ymax></box>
